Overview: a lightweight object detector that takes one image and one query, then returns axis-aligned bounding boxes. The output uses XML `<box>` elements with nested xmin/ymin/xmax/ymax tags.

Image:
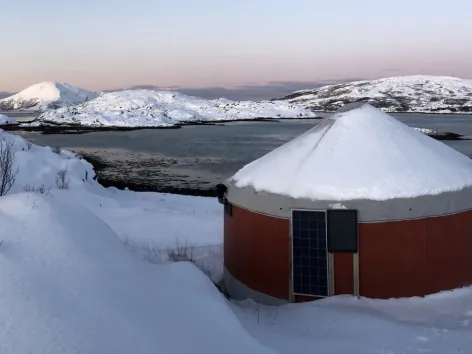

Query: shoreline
<box><xmin>0</xmin><ymin>117</ymin><xmax>322</xmax><ymax>134</ymax></box>
<box><xmin>310</xmin><ymin>110</ymin><xmax>472</xmax><ymax>116</ymax></box>
<box><xmin>2</xmin><ymin>121</ymin><xmax>466</xmax><ymax>140</ymax></box>
<box><xmin>81</xmin><ymin>153</ymin><xmax>219</xmax><ymax>198</ymax></box>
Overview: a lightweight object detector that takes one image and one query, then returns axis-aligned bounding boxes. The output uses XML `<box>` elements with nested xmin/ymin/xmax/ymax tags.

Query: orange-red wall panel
<box><xmin>334</xmin><ymin>253</ymin><xmax>354</xmax><ymax>295</ymax></box>
<box><xmin>225</xmin><ymin>204</ymin><xmax>472</xmax><ymax>301</ymax></box>
<box><xmin>358</xmin><ymin>210</ymin><xmax>472</xmax><ymax>298</ymax></box>
<box><xmin>224</xmin><ymin>205</ymin><xmax>291</xmax><ymax>300</ymax></box>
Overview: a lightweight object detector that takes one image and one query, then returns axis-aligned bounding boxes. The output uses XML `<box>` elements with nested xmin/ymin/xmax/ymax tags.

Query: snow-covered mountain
<box><xmin>36</xmin><ymin>89</ymin><xmax>316</xmax><ymax>127</ymax></box>
<box><xmin>0</xmin><ymin>82</ymin><xmax>98</xmax><ymax>111</ymax></box>
<box><xmin>278</xmin><ymin>76</ymin><xmax>472</xmax><ymax>113</ymax></box>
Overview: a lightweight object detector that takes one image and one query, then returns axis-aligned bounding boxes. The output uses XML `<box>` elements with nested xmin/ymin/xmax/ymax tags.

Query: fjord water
<box><xmin>15</xmin><ymin>113</ymin><xmax>472</xmax><ymax>192</ymax></box>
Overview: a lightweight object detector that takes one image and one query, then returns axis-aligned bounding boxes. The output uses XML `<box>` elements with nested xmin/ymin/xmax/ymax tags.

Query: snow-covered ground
<box><xmin>35</xmin><ymin>89</ymin><xmax>316</xmax><ymax>127</ymax></box>
<box><xmin>279</xmin><ymin>75</ymin><xmax>472</xmax><ymax>113</ymax></box>
<box><xmin>0</xmin><ymin>81</ymin><xmax>98</xmax><ymax>111</ymax></box>
<box><xmin>1</xmin><ymin>128</ymin><xmax>471</xmax><ymax>353</ymax></box>
<box><xmin>0</xmin><ymin>113</ymin><xmax>19</xmax><ymax>125</ymax></box>
<box><xmin>234</xmin><ymin>289</ymin><xmax>472</xmax><ymax>354</ymax></box>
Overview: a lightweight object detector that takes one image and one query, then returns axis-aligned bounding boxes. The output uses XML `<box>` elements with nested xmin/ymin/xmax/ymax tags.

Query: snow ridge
<box><xmin>36</xmin><ymin>89</ymin><xmax>316</xmax><ymax>127</ymax></box>
<box><xmin>0</xmin><ymin>81</ymin><xmax>98</xmax><ymax>111</ymax></box>
<box><xmin>278</xmin><ymin>75</ymin><xmax>472</xmax><ymax>113</ymax></box>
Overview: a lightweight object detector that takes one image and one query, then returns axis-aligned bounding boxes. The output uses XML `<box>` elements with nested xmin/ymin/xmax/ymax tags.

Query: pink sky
<box><xmin>1</xmin><ymin>0</ymin><xmax>471</xmax><ymax>93</ymax></box>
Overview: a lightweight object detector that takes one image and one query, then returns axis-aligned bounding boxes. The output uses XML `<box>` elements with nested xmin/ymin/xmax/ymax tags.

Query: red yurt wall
<box><xmin>224</xmin><ymin>204</ymin><xmax>472</xmax><ymax>302</ymax></box>
<box><xmin>358</xmin><ymin>210</ymin><xmax>472</xmax><ymax>298</ymax></box>
<box><xmin>224</xmin><ymin>205</ymin><xmax>290</xmax><ymax>300</ymax></box>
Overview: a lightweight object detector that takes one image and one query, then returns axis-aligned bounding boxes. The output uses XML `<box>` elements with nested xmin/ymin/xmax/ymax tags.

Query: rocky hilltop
<box><xmin>277</xmin><ymin>76</ymin><xmax>472</xmax><ymax>113</ymax></box>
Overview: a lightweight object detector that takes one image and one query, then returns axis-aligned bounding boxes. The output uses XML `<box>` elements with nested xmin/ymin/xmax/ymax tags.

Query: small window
<box><xmin>327</xmin><ymin>210</ymin><xmax>358</xmax><ymax>253</ymax></box>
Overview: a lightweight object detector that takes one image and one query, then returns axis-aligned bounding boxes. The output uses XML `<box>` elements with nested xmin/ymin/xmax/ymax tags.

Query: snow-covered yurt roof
<box><xmin>230</xmin><ymin>104</ymin><xmax>472</xmax><ymax>202</ymax></box>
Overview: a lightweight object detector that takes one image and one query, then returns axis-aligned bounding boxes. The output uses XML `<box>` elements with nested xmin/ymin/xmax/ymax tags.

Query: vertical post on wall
<box><xmin>326</xmin><ymin>209</ymin><xmax>359</xmax><ymax>297</ymax></box>
<box><xmin>353</xmin><ymin>220</ymin><xmax>360</xmax><ymax>298</ymax></box>
<box><xmin>328</xmin><ymin>253</ymin><xmax>335</xmax><ymax>296</ymax></box>
<box><xmin>353</xmin><ymin>252</ymin><xmax>360</xmax><ymax>297</ymax></box>
<box><xmin>288</xmin><ymin>215</ymin><xmax>295</xmax><ymax>302</ymax></box>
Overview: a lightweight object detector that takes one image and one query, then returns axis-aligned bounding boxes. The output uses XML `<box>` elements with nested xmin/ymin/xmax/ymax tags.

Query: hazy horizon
<box><xmin>1</xmin><ymin>0</ymin><xmax>471</xmax><ymax>96</ymax></box>
<box><xmin>0</xmin><ymin>79</ymin><xmax>363</xmax><ymax>101</ymax></box>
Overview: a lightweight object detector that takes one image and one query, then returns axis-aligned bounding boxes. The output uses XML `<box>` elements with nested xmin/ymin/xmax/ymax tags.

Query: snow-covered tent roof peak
<box><xmin>332</xmin><ymin>101</ymin><xmax>366</xmax><ymax>114</ymax></box>
<box><xmin>230</xmin><ymin>104</ymin><xmax>472</xmax><ymax>201</ymax></box>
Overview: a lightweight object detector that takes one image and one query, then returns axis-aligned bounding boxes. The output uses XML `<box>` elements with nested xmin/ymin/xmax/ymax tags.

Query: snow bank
<box><xmin>35</xmin><ymin>89</ymin><xmax>316</xmax><ymax>127</ymax></box>
<box><xmin>0</xmin><ymin>128</ymin><xmax>223</xmax><ymax>279</ymax></box>
<box><xmin>0</xmin><ymin>129</ymin><xmax>95</xmax><ymax>193</ymax></box>
<box><xmin>0</xmin><ymin>114</ymin><xmax>19</xmax><ymax>125</ymax></box>
<box><xmin>232</xmin><ymin>104</ymin><xmax>472</xmax><ymax>200</ymax></box>
<box><xmin>0</xmin><ymin>194</ymin><xmax>271</xmax><ymax>354</ymax></box>
<box><xmin>55</xmin><ymin>187</ymin><xmax>224</xmax><ymax>281</ymax></box>
<box><xmin>0</xmin><ymin>81</ymin><xmax>98</xmax><ymax>111</ymax></box>
<box><xmin>234</xmin><ymin>287</ymin><xmax>472</xmax><ymax>354</ymax></box>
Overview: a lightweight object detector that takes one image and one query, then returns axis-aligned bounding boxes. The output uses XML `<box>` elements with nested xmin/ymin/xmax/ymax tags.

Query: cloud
<box><xmin>106</xmin><ymin>79</ymin><xmax>363</xmax><ymax>101</ymax></box>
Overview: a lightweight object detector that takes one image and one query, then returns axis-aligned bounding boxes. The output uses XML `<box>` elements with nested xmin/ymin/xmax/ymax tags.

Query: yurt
<box><xmin>219</xmin><ymin>103</ymin><xmax>472</xmax><ymax>305</ymax></box>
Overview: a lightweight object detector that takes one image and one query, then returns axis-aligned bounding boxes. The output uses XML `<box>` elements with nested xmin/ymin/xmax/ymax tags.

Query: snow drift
<box><xmin>0</xmin><ymin>81</ymin><xmax>98</xmax><ymax>111</ymax></box>
<box><xmin>232</xmin><ymin>104</ymin><xmax>472</xmax><ymax>201</ymax></box>
<box><xmin>234</xmin><ymin>288</ymin><xmax>472</xmax><ymax>354</ymax></box>
<box><xmin>35</xmin><ymin>89</ymin><xmax>316</xmax><ymax>127</ymax></box>
<box><xmin>279</xmin><ymin>75</ymin><xmax>472</xmax><ymax>113</ymax></box>
<box><xmin>0</xmin><ymin>194</ymin><xmax>272</xmax><ymax>354</ymax></box>
<box><xmin>0</xmin><ymin>129</ymin><xmax>95</xmax><ymax>193</ymax></box>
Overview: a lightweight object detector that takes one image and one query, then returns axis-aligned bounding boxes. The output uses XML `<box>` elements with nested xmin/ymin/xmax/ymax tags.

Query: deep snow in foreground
<box><xmin>0</xmin><ymin>114</ymin><xmax>18</xmax><ymax>125</ymax></box>
<box><xmin>279</xmin><ymin>75</ymin><xmax>472</xmax><ymax>113</ymax></box>
<box><xmin>1</xmin><ymin>128</ymin><xmax>472</xmax><ymax>353</ymax></box>
<box><xmin>0</xmin><ymin>82</ymin><xmax>98</xmax><ymax>111</ymax></box>
<box><xmin>235</xmin><ymin>289</ymin><xmax>472</xmax><ymax>354</ymax></box>
<box><xmin>0</xmin><ymin>194</ymin><xmax>270</xmax><ymax>354</ymax></box>
<box><xmin>36</xmin><ymin>89</ymin><xmax>316</xmax><ymax>127</ymax></box>
<box><xmin>232</xmin><ymin>104</ymin><xmax>472</xmax><ymax>201</ymax></box>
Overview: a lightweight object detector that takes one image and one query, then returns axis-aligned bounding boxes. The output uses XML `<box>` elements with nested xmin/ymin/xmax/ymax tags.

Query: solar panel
<box><xmin>291</xmin><ymin>210</ymin><xmax>328</xmax><ymax>297</ymax></box>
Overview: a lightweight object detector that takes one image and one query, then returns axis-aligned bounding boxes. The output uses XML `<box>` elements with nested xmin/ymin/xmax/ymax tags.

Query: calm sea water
<box><xmin>11</xmin><ymin>113</ymin><xmax>472</xmax><ymax>191</ymax></box>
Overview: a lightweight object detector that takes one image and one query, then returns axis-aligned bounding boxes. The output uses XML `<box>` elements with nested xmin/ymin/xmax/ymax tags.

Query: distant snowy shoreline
<box><xmin>278</xmin><ymin>75</ymin><xmax>472</xmax><ymax>113</ymax></box>
<box><xmin>311</xmin><ymin>110</ymin><xmax>472</xmax><ymax>115</ymax></box>
<box><xmin>29</xmin><ymin>89</ymin><xmax>316</xmax><ymax>128</ymax></box>
<box><xmin>1</xmin><ymin>116</ymin><xmax>321</xmax><ymax>135</ymax></box>
<box><xmin>1</xmin><ymin>113</ymin><xmax>465</xmax><ymax>144</ymax></box>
